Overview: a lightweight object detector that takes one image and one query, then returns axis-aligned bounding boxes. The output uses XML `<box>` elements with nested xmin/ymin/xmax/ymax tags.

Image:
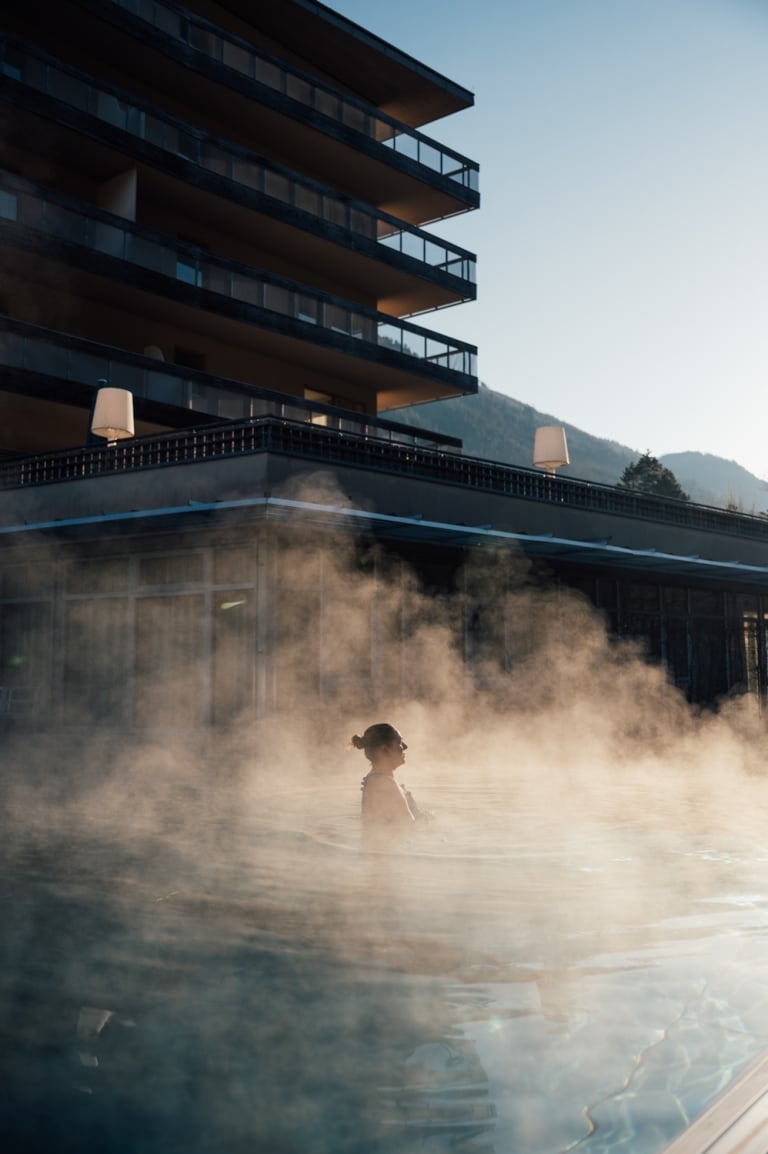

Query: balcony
<box><xmin>0</xmin><ymin>317</ymin><xmax>465</xmax><ymax>453</ymax></box>
<box><xmin>0</xmin><ymin>175</ymin><xmax>478</xmax><ymax>404</ymax></box>
<box><xmin>49</xmin><ymin>0</ymin><xmax>479</xmax><ymax>224</ymax></box>
<box><xmin>0</xmin><ymin>36</ymin><xmax>476</xmax><ymax>314</ymax></box>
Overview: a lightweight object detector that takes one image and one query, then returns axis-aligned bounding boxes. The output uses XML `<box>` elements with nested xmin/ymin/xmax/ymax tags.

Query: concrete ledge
<box><xmin>663</xmin><ymin>1052</ymin><xmax>768</xmax><ymax>1154</ymax></box>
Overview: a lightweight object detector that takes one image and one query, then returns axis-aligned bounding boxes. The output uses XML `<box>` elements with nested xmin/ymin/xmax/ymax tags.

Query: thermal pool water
<box><xmin>4</xmin><ymin>779</ymin><xmax>768</xmax><ymax>1154</ymax></box>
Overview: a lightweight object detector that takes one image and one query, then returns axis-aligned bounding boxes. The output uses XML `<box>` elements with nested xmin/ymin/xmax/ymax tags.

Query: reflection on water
<box><xmin>3</xmin><ymin>784</ymin><xmax>768</xmax><ymax>1153</ymax></box>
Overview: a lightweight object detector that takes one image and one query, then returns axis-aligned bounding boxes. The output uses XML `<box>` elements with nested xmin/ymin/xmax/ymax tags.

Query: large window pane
<box><xmin>135</xmin><ymin>595</ymin><xmax>205</xmax><ymax>727</ymax></box>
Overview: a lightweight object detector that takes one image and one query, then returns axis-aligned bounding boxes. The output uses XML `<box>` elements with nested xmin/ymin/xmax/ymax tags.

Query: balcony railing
<box><xmin>0</xmin><ymin>317</ymin><xmax>463</xmax><ymax>451</ymax></box>
<box><xmin>107</xmin><ymin>0</ymin><xmax>479</xmax><ymax>194</ymax></box>
<box><xmin>0</xmin><ymin>176</ymin><xmax>477</xmax><ymax>379</ymax></box>
<box><xmin>0</xmin><ymin>37</ymin><xmax>476</xmax><ymax>289</ymax></box>
<box><xmin>3</xmin><ymin>415</ymin><xmax>768</xmax><ymax>548</ymax></box>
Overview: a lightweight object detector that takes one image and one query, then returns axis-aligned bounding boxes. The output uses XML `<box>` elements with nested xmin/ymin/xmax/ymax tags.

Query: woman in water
<box><xmin>352</xmin><ymin>723</ymin><xmax>427</xmax><ymax>842</ymax></box>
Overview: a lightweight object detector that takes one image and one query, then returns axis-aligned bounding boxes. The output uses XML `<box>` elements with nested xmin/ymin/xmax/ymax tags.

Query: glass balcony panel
<box><xmin>349</xmin><ymin>209</ymin><xmax>374</xmax><ymax>238</ymax></box>
<box><xmin>401</xmin><ymin>232</ymin><xmax>423</xmax><ymax>261</ymax></box>
<box><xmin>187</xmin><ymin>382</ymin><xmax>217</xmax><ymax>414</ymax></box>
<box><xmin>323</xmin><ymin>199</ymin><xmax>347</xmax><ymax>228</ymax></box>
<box><xmin>149</xmin><ymin>373</ymin><xmax>186</xmax><ymax>407</ymax></box>
<box><xmin>91</xmin><ymin>220</ymin><xmax>125</xmax><ymax>258</ymax></box>
<box><xmin>353</xmin><ymin>315</ymin><xmax>376</xmax><ymax>342</ymax></box>
<box><xmin>394</xmin><ymin>133</ymin><xmax>419</xmax><ymax>162</ymax></box>
<box><xmin>202</xmin><ymin>266</ymin><xmax>230</xmax><ymax>295</ymax></box>
<box><xmin>233</xmin><ymin>273</ymin><xmax>263</xmax><ymax>307</ymax></box>
<box><xmin>286</xmin><ymin>75</ymin><xmax>312</xmax><ymax>106</ymax></box>
<box><xmin>423</xmin><ymin>239</ymin><xmax>446</xmax><ymax>267</ymax></box>
<box><xmin>188</xmin><ymin>24</ymin><xmax>220</xmax><ymax>60</ymax></box>
<box><xmin>69</xmin><ymin>349</ymin><xmax>110</xmax><ymax>383</ymax></box>
<box><xmin>0</xmin><ymin>45</ymin><xmax>23</xmax><ymax>80</ymax></box>
<box><xmin>128</xmin><ymin>234</ymin><xmax>164</xmax><ymax>273</ymax></box>
<box><xmin>177</xmin><ymin>131</ymin><xmax>199</xmax><ymax>162</ymax></box>
<box><xmin>49</xmin><ymin>68</ymin><xmax>89</xmax><ymax>112</ymax></box>
<box><xmin>125</xmin><ymin>105</ymin><xmax>146</xmax><ymax>136</ymax></box>
<box><xmin>22</xmin><ymin>54</ymin><xmax>47</xmax><ymax>92</ymax></box>
<box><xmin>264</xmin><ymin>170</ymin><xmax>291</xmax><ymax>204</ymax></box>
<box><xmin>45</xmin><ymin>203</ymin><xmax>83</xmax><ymax>243</ymax></box>
<box><xmin>144</xmin><ymin>113</ymin><xmax>170</xmax><ymax>149</ymax></box>
<box><xmin>154</xmin><ymin>4</ymin><xmax>181</xmax><ymax>38</ymax></box>
<box><xmin>222</xmin><ymin>41</ymin><xmax>251</xmax><ymax>76</ymax></box>
<box><xmin>377</xmin><ymin>323</ymin><xmax>403</xmax><ymax>353</ymax></box>
<box><xmin>325</xmin><ymin>304</ymin><xmax>349</xmax><ymax>335</ymax></box>
<box><xmin>161</xmin><ymin>125</ymin><xmax>179</xmax><ymax>153</ymax></box>
<box><xmin>218</xmin><ymin>392</ymin><xmax>247</xmax><ymax>419</ymax></box>
<box><xmin>295</xmin><ymin>186</ymin><xmax>320</xmax><ymax>217</ymax></box>
<box><xmin>297</xmin><ymin>297</ymin><xmax>318</xmax><ymax>325</ymax></box>
<box><xmin>263</xmin><ymin>283</ymin><xmax>290</xmax><ymax>314</ymax></box>
<box><xmin>426</xmin><ymin>336</ymin><xmax>450</xmax><ymax>362</ymax></box>
<box><xmin>95</xmin><ymin>90</ymin><xmax>128</xmax><ymax>129</ymax></box>
<box><xmin>232</xmin><ymin>160</ymin><xmax>262</xmax><ymax>191</ymax></box>
<box><xmin>176</xmin><ymin>257</ymin><xmax>202</xmax><ymax>287</ymax></box>
<box><xmin>341</xmin><ymin>103</ymin><xmax>369</xmax><ymax>135</ymax></box>
<box><xmin>24</xmin><ymin>339</ymin><xmax>68</xmax><ymax>377</ymax></box>
<box><xmin>200</xmin><ymin>142</ymin><xmax>228</xmax><ymax>177</ymax></box>
<box><xmin>254</xmin><ymin>57</ymin><xmax>282</xmax><ymax>91</ymax></box>
<box><xmin>108</xmin><ymin>361</ymin><xmax>142</xmax><ymax>394</ymax></box>
<box><xmin>0</xmin><ymin>330</ymin><xmax>22</xmax><ymax>367</ymax></box>
<box><xmin>419</xmin><ymin>141</ymin><xmax>442</xmax><ymax>173</ymax></box>
<box><xmin>0</xmin><ymin>190</ymin><xmax>18</xmax><ymax>222</ymax></box>
<box><xmin>314</xmin><ymin>90</ymin><xmax>339</xmax><ymax>120</ymax></box>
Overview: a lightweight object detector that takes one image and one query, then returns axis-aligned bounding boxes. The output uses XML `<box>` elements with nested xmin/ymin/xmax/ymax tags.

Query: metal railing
<box><xmin>0</xmin><ymin>176</ymin><xmax>477</xmax><ymax>378</ymax></box>
<box><xmin>0</xmin><ymin>37</ymin><xmax>476</xmax><ymax>288</ymax></box>
<box><xmin>4</xmin><ymin>415</ymin><xmax>768</xmax><ymax>546</ymax></box>
<box><xmin>107</xmin><ymin>0</ymin><xmax>479</xmax><ymax>194</ymax></box>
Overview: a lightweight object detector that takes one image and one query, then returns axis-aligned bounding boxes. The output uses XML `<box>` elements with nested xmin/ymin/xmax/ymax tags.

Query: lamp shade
<box><xmin>91</xmin><ymin>387</ymin><xmax>135</xmax><ymax>441</ymax></box>
<box><xmin>533</xmin><ymin>425</ymin><xmax>569</xmax><ymax>474</ymax></box>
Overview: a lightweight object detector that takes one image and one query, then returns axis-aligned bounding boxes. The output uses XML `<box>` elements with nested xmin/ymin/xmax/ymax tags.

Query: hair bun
<box><xmin>351</xmin><ymin>734</ymin><xmax>365</xmax><ymax>749</ymax></box>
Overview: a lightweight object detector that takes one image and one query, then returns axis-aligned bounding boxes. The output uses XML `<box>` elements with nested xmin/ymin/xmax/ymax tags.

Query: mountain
<box><xmin>390</xmin><ymin>384</ymin><xmax>768</xmax><ymax>513</ymax></box>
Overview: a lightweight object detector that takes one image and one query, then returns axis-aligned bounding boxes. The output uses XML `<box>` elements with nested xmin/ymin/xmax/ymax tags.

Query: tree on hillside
<box><xmin>617</xmin><ymin>451</ymin><xmax>690</xmax><ymax>501</ymax></box>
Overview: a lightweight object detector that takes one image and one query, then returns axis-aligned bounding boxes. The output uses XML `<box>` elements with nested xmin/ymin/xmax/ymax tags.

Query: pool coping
<box><xmin>662</xmin><ymin>1050</ymin><xmax>768</xmax><ymax>1153</ymax></box>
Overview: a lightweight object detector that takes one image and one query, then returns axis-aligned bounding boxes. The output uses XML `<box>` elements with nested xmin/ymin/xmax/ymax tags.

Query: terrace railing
<box><xmin>0</xmin><ymin>37</ymin><xmax>475</xmax><ymax>289</ymax></box>
<box><xmin>3</xmin><ymin>415</ymin><xmax>768</xmax><ymax>544</ymax></box>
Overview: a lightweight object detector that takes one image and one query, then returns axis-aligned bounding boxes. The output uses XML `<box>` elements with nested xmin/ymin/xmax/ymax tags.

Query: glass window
<box><xmin>138</xmin><ymin>554</ymin><xmax>203</xmax><ymax>586</ymax></box>
<box><xmin>66</xmin><ymin>557</ymin><xmax>128</xmax><ymax>594</ymax></box>
<box><xmin>623</xmin><ymin>582</ymin><xmax>659</xmax><ymax>612</ymax></box>
<box><xmin>689</xmin><ymin>589</ymin><xmax>723</xmax><ymax>617</ymax></box>
<box><xmin>134</xmin><ymin>594</ymin><xmax>205</xmax><ymax>727</ymax></box>
<box><xmin>0</xmin><ymin>601</ymin><xmax>51</xmax><ymax>716</ymax></box>
<box><xmin>213</xmin><ymin>548</ymin><xmax>253</xmax><ymax>586</ymax></box>
<box><xmin>212</xmin><ymin>589</ymin><xmax>254</xmax><ymax>724</ymax></box>
<box><xmin>662</xmin><ymin>586</ymin><xmax>688</xmax><ymax>614</ymax></box>
<box><xmin>2</xmin><ymin>564</ymin><xmax>53</xmax><ymax>597</ymax></box>
<box><xmin>61</xmin><ymin>599</ymin><xmax>131</xmax><ymax>723</ymax></box>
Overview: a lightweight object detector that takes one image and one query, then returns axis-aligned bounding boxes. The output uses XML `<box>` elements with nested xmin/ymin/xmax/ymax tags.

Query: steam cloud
<box><xmin>2</xmin><ymin>471</ymin><xmax>767</xmax><ymax>1152</ymax></box>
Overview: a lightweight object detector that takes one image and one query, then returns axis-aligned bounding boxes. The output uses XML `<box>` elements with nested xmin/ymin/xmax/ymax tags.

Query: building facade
<box><xmin>1</xmin><ymin>0</ymin><xmax>768</xmax><ymax>739</ymax></box>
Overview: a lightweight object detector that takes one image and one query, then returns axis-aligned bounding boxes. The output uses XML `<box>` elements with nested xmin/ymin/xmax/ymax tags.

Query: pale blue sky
<box><xmin>331</xmin><ymin>0</ymin><xmax>768</xmax><ymax>479</ymax></box>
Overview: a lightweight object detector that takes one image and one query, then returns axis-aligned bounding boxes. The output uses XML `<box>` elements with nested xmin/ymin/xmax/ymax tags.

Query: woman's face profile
<box><xmin>381</xmin><ymin>734</ymin><xmax>407</xmax><ymax>770</ymax></box>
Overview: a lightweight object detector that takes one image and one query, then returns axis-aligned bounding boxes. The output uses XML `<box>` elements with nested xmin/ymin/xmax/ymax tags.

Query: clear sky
<box><xmin>330</xmin><ymin>0</ymin><xmax>768</xmax><ymax>479</ymax></box>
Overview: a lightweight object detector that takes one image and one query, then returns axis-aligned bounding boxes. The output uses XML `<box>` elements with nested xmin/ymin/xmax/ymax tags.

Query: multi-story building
<box><xmin>1</xmin><ymin>0</ymin><xmax>768</xmax><ymax>741</ymax></box>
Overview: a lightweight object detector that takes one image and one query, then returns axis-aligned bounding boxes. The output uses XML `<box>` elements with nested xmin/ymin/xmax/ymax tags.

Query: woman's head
<box><xmin>351</xmin><ymin>723</ymin><xmax>407</xmax><ymax>767</ymax></box>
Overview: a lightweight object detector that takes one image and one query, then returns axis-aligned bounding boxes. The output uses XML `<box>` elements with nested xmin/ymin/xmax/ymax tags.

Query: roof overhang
<box><xmin>3</xmin><ymin>497</ymin><xmax>768</xmax><ymax>590</ymax></box>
